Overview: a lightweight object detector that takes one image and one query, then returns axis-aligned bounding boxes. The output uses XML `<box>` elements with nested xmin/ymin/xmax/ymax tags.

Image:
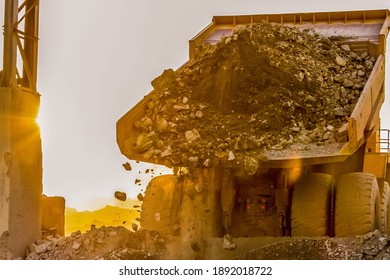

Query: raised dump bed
<box><xmin>117</xmin><ymin>10</ymin><xmax>390</xmax><ymax>170</ymax></box>
<box><xmin>118</xmin><ymin>10</ymin><xmax>390</xmax><ymax>239</ymax></box>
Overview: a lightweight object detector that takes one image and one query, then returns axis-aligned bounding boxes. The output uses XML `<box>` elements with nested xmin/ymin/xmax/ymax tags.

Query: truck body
<box><xmin>117</xmin><ymin>10</ymin><xmax>390</xmax><ymax>238</ymax></box>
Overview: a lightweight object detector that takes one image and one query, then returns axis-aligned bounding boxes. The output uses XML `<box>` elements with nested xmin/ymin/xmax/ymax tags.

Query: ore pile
<box><xmin>131</xmin><ymin>22</ymin><xmax>375</xmax><ymax>172</ymax></box>
<box><xmin>0</xmin><ymin>231</ymin><xmax>10</xmax><ymax>260</ymax></box>
<box><xmin>236</xmin><ymin>230</ymin><xmax>390</xmax><ymax>260</ymax></box>
<box><xmin>355</xmin><ymin>230</ymin><xmax>390</xmax><ymax>260</ymax></box>
<box><xmin>25</xmin><ymin>226</ymin><xmax>167</xmax><ymax>260</ymax></box>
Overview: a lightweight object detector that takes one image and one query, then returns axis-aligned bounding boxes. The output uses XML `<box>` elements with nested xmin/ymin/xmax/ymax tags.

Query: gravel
<box><xmin>1</xmin><ymin>226</ymin><xmax>389</xmax><ymax>260</ymax></box>
<box><xmin>128</xmin><ymin>22</ymin><xmax>374</xmax><ymax>173</ymax></box>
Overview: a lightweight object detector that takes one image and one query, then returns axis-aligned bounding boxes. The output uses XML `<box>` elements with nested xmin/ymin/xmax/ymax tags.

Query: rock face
<box><xmin>129</xmin><ymin>22</ymin><xmax>374</xmax><ymax>171</ymax></box>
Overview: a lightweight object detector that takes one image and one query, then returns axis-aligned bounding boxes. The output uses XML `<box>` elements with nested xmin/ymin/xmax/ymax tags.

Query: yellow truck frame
<box><xmin>117</xmin><ymin>10</ymin><xmax>390</xmax><ymax>238</ymax></box>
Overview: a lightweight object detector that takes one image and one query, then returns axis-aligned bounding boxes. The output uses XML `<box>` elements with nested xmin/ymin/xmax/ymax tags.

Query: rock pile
<box><xmin>356</xmin><ymin>230</ymin><xmax>390</xmax><ymax>260</ymax></box>
<box><xmin>128</xmin><ymin>22</ymin><xmax>375</xmax><ymax>172</ymax></box>
<box><xmin>237</xmin><ymin>230</ymin><xmax>390</xmax><ymax>260</ymax></box>
<box><xmin>25</xmin><ymin>226</ymin><xmax>167</xmax><ymax>260</ymax></box>
<box><xmin>0</xmin><ymin>231</ymin><xmax>10</xmax><ymax>260</ymax></box>
<box><xmin>19</xmin><ymin>227</ymin><xmax>390</xmax><ymax>260</ymax></box>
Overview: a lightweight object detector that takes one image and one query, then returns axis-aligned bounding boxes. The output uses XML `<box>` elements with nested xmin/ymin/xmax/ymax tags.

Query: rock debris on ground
<box><xmin>1</xmin><ymin>227</ymin><xmax>389</xmax><ymax>260</ymax></box>
<box><xmin>24</xmin><ymin>226</ymin><xmax>167</xmax><ymax>260</ymax></box>
<box><xmin>127</xmin><ymin>22</ymin><xmax>374</xmax><ymax>173</ymax></box>
<box><xmin>237</xmin><ymin>230</ymin><xmax>390</xmax><ymax>260</ymax></box>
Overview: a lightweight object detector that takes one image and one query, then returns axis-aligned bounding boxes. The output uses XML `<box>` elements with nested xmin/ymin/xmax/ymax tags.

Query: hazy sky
<box><xmin>1</xmin><ymin>0</ymin><xmax>390</xmax><ymax>210</ymax></box>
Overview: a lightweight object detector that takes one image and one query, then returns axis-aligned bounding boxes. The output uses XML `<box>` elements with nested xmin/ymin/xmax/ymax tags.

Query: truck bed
<box><xmin>117</xmin><ymin>10</ymin><xmax>389</xmax><ymax>169</ymax></box>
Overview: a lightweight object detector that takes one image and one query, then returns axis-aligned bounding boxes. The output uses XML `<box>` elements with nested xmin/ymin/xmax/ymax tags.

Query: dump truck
<box><xmin>117</xmin><ymin>10</ymin><xmax>390</xmax><ymax>239</ymax></box>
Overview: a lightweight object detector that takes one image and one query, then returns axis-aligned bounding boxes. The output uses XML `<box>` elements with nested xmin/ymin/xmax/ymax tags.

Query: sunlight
<box><xmin>35</xmin><ymin>109</ymin><xmax>44</xmax><ymax>130</ymax></box>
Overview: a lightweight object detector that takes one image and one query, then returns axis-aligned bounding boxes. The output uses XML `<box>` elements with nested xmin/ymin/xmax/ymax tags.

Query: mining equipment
<box><xmin>117</xmin><ymin>10</ymin><xmax>390</xmax><ymax>239</ymax></box>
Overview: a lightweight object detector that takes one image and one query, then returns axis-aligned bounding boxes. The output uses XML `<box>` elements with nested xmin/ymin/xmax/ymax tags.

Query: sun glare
<box><xmin>35</xmin><ymin>109</ymin><xmax>44</xmax><ymax>130</ymax></box>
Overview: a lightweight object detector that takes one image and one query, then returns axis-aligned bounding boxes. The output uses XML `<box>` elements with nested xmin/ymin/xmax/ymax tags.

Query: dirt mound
<box><xmin>15</xmin><ymin>227</ymin><xmax>390</xmax><ymax>260</ymax></box>
<box><xmin>25</xmin><ymin>227</ymin><xmax>167</xmax><ymax>260</ymax></box>
<box><xmin>237</xmin><ymin>230</ymin><xmax>390</xmax><ymax>260</ymax></box>
<box><xmin>131</xmin><ymin>22</ymin><xmax>374</xmax><ymax>172</ymax></box>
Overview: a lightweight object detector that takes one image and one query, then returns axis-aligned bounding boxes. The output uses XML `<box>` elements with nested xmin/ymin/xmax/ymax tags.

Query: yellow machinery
<box><xmin>117</xmin><ymin>10</ymin><xmax>390</xmax><ymax>238</ymax></box>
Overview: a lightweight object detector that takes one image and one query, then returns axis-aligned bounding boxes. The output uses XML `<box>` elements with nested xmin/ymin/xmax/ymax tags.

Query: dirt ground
<box><xmin>0</xmin><ymin>226</ymin><xmax>384</xmax><ymax>260</ymax></box>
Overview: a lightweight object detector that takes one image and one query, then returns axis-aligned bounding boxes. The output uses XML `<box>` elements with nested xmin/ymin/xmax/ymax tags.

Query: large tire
<box><xmin>380</xmin><ymin>181</ymin><xmax>390</xmax><ymax>234</ymax></box>
<box><xmin>140</xmin><ymin>175</ymin><xmax>181</xmax><ymax>235</ymax></box>
<box><xmin>335</xmin><ymin>172</ymin><xmax>380</xmax><ymax>237</ymax></box>
<box><xmin>291</xmin><ymin>173</ymin><xmax>333</xmax><ymax>236</ymax></box>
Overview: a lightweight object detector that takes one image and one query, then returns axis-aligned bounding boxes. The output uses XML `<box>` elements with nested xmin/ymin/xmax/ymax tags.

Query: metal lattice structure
<box><xmin>2</xmin><ymin>0</ymin><xmax>39</xmax><ymax>93</ymax></box>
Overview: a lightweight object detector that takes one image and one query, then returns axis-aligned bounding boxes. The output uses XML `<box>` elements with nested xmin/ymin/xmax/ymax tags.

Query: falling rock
<box><xmin>203</xmin><ymin>159</ymin><xmax>211</xmax><ymax>167</ymax></box>
<box><xmin>335</xmin><ymin>56</ymin><xmax>347</xmax><ymax>67</ymax></box>
<box><xmin>132</xmin><ymin>223</ymin><xmax>139</xmax><ymax>232</ymax></box>
<box><xmin>137</xmin><ymin>193</ymin><xmax>144</xmax><ymax>201</ymax></box>
<box><xmin>244</xmin><ymin>156</ymin><xmax>258</xmax><ymax>176</ymax></box>
<box><xmin>114</xmin><ymin>191</ymin><xmax>127</xmax><ymax>201</ymax></box>
<box><xmin>122</xmin><ymin>162</ymin><xmax>132</xmax><ymax>171</ymax></box>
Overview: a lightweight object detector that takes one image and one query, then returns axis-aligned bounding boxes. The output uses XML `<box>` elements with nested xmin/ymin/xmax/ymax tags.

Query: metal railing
<box><xmin>378</xmin><ymin>129</ymin><xmax>390</xmax><ymax>153</ymax></box>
